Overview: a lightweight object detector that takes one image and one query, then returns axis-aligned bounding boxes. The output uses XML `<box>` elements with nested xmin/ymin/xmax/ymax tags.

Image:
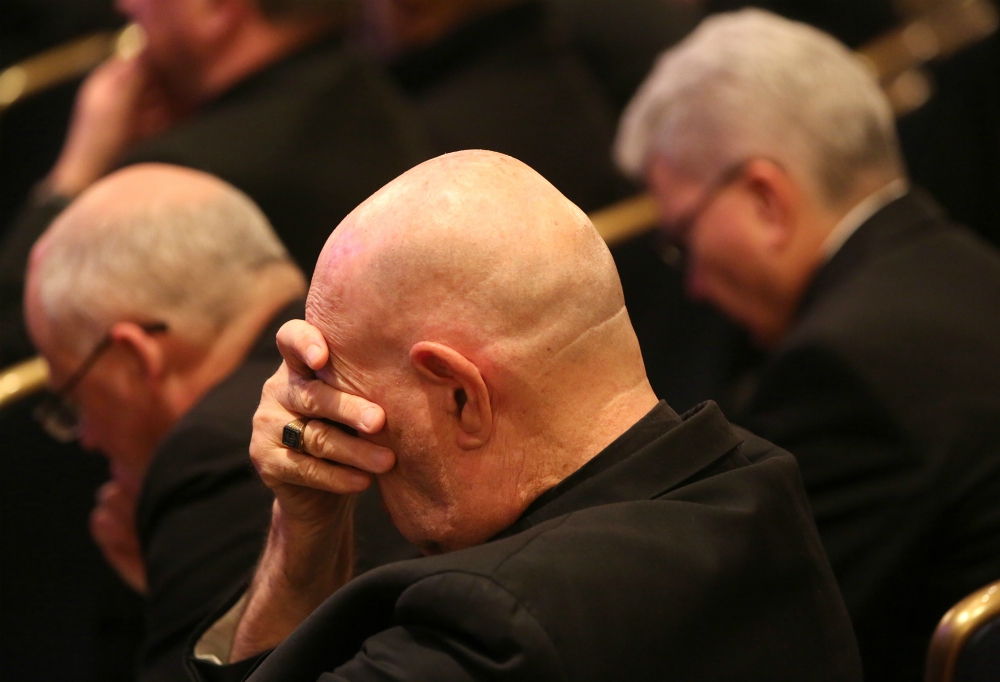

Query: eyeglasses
<box><xmin>34</xmin><ymin>321</ymin><xmax>169</xmax><ymax>443</ymax></box>
<box><xmin>657</xmin><ymin>160</ymin><xmax>750</xmax><ymax>270</ymax></box>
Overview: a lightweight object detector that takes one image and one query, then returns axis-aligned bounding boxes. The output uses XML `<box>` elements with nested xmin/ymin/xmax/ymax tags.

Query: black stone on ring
<box><xmin>282</xmin><ymin>418</ymin><xmax>310</xmax><ymax>452</ymax></box>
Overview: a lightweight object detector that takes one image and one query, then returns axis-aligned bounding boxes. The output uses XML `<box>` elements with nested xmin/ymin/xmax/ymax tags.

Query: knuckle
<box><xmin>297</xmin><ymin>386</ymin><xmax>319</xmax><ymax>415</ymax></box>
<box><xmin>309</xmin><ymin>423</ymin><xmax>334</xmax><ymax>457</ymax></box>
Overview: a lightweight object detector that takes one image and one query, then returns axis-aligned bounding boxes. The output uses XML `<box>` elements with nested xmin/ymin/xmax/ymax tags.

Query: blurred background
<box><xmin>1</xmin><ymin>1</ymin><xmax>997</xmax><ymax>680</ymax></box>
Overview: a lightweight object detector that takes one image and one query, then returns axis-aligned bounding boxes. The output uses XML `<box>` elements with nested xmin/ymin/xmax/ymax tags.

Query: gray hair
<box><xmin>614</xmin><ymin>9</ymin><xmax>904</xmax><ymax>204</ymax></box>
<box><xmin>35</xmin><ymin>181</ymin><xmax>294</xmax><ymax>356</ymax></box>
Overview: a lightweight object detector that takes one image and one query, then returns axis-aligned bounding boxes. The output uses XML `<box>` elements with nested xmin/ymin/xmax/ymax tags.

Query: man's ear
<box><xmin>409</xmin><ymin>341</ymin><xmax>492</xmax><ymax>449</ymax></box>
<box><xmin>743</xmin><ymin>158</ymin><xmax>800</xmax><ymax>252</ymax></box>
<box><xmin>107</xmin><ymin>322</ymin><xmax>167</xmax><ymax>389</ymax></box>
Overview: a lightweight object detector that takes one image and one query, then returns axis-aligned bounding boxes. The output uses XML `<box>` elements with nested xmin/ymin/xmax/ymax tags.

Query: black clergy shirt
<box><xmin>189</xmin><ymin>400</ymin><xmax>862</xmax><ymax>682</ymax></box>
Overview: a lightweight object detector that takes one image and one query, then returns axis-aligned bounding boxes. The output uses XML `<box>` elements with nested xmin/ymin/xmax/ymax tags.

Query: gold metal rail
<box><xmin>0</xmin><ymin>24</ymin><xmax>145</xmax><ymax>114</ymax></box>
<box><xmin>0</xmin><ymin>356</ymin><xmax>49</xmax><ymax>411</ymax></box>
<box><xmin>925</xmin><ymin>581</ymin><xmax>1000</xmax><ymax>682</ymax></box>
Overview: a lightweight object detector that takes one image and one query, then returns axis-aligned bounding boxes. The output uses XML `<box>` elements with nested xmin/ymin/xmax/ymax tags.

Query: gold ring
<box><xmin>282</xmin><ymin>418</ymin><xmax>310</xmax><ymax>453</ymax></box>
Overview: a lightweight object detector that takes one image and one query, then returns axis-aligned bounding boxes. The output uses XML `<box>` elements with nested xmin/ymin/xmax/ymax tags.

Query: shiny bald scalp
<box><xmin>307</xmin><ymin>151</ymin><xmax>633</xmax><ymax>375</ymax></box>
<box><xmin>301</xmin><ymin>151</ymin><xmax>657</xmax><ymax>553</ymax></box>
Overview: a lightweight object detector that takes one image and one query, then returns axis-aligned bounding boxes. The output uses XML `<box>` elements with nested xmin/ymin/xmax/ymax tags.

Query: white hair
<box><xmin>614</xmin><ymin>9</ymin><xmax>904</xmax><ymax>204</ymax></box>
<box><xmin>35</xmin><ymin>181</ymin><xmax>294</xmax><ymax>355</ymax></box>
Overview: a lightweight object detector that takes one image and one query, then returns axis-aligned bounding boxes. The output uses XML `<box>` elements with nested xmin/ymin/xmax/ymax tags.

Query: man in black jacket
<box><xmin>616</xmin><ymin>10</ymin><xmax>1000</xmax><ymax>680</ymax></box>
<box><xmin>24</xmin><ymin>164</ymin><xmax>417</xmax><ymax>682</ymax></box>
<box><xmin>187</xmin><ymin>150</ymin><xmax>861</xmax><ymax>681</ymax></box>
<box><xmin>1</xmin><ymin>0</ymin><xmax>430</xmax><ymax>367</ymax></box>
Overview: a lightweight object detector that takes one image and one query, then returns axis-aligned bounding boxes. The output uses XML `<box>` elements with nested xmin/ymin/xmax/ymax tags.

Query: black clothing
<box><xmin>387</xmin><ymin>0</ymin><xmax>632</xmax><ymax>213</ymax></box>
<box><xmin>0</xmin><ymin>396</ymin><xmax>145</xmax><ymax>682</ymax></box>
<box><xmin>737</xmin><ymin>191</ymin><xmax>1000</xmax><ymax>681</ymax></box>
<box><xmin>0</xmin><ymin>35</ymin><xmax>430</xmax><ymax>367</ymax></box>
<box><xmin>119</xmin><ymin>37</ymin><xmax>430</xmax><ymax>272</ymax></box>
<box><xmin>190</xmin><ymin>401</ymin><xmax>862</xmax><ymax>682</ymax></box>
<box><xmin>550</xmin><ymin>0</ymin><xmax>702</xmax><ymax>110</ymax></box>
<box><xmin>138</xmin><ymin>300</ymin><xmax>418</xmax><ymax>682</ymax></box>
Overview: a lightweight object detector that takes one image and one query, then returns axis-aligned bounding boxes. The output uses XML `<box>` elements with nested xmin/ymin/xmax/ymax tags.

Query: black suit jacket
<box><xmin>138</xmin><ymin>300</ymin><xmax>418</xmax><ymax>682</ymax></box>
<box><xmin>737</xmin><ymin>191</ymin><xmax>1000</xmax><ymax>681</ymax></box>
<box><xmin>190</xmin><ymin>401</ymin><xmax>861</xmax><ymax>682</ymax></box>
<box><xmin>119</xmin><ymin>37</ymin><xmax>430</xmax><ymax>273</ymax></box>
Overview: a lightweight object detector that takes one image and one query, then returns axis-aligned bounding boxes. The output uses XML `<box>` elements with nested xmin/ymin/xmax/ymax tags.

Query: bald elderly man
<box><xmin>615</xmin><ymin>11</ymin><xmax>1000</xmax><ymax>680</ymax></box>
<box><xmin>186</xmin><ymin>151</ymin><xmax>861</xmax><ymax>681</ymax></box>
<box><xmin>25</xmin><ymin>165</ymin><xmax>416</xmax><ymax>682</ymax></box>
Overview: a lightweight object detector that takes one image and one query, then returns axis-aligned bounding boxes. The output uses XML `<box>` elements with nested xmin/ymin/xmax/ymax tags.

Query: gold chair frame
<box><xmin>0</xmin><ymin>356</ymin><xmax>49</xmax><ymax>411</ymax></box>
<box><xmin>925</xmin><ymin>581</ymin><xmax>1000</xmax><ymax>682</ymax></box>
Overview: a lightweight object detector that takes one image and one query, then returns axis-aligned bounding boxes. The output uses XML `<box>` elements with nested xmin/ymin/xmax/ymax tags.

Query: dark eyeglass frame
<box><xmin>657</xmin><ymin>159</ymin><xmax>752</xmax><ymax>270</ymax></box>
<box><xmin>34</xmin><ymin>321</ymin><xmax>169</xmax><ymax>443</ymax></box>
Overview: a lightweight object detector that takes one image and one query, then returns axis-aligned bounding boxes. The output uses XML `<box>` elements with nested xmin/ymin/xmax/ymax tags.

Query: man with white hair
<box><xmin>184</xmin><ymin>150</ymin><xmax>861</xmax><ymax>681</ymax></box>
<box><xmin>24</xmin><ymin>164</ymin><xmax>416</xmax><ymax>682</ymax></box>
<box><xmin>615</xmin><ymin>10</ymin><xmax>1000</xmax><ymax>680</ymax></box>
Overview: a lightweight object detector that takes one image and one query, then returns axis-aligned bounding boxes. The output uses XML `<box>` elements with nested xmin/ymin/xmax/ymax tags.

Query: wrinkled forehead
<box><xmin>305</xmin><ymin>230</ymin><xmax>381</xmax><ymax>358</ymax></box>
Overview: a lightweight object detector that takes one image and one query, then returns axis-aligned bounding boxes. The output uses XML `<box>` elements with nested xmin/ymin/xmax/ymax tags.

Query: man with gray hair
<box><xmin>616</xmin><ymin>10</ymin><xmax>1000</xmax><ymax>680</ymax></box>
<box><xmin>24</xmin><ymin>164</ymin><xmax>416</xmax><ymax>682</ymax></box>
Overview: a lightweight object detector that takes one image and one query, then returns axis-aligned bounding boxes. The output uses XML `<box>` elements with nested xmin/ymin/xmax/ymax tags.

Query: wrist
<box><xmin>268</xmin><ymin>497</ymin><xmax>354</xmax><ymax>593</ymax></box>
<box><xmin>229</xmin><ymin>497</ymin><xmax>354</xmax><ymax>661</ymax></box>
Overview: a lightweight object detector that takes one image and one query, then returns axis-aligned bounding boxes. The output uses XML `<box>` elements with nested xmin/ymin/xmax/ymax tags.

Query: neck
<box><xmin>192</xmin><ymin>18</ymin><xmax>338</xmax><ymax>105</ymax></box>
<box><xmin>165</xmin><ymin>268</ymin><xmax>305</xmax><ymax>419</ymax></box>
<box><xmin>511</xmin><ymin>322</ymin><xmax>660</xmax><ymax>512</ymax></box>
<box><xmin>755</xmin><ymin>173</ymin><xmax>906</xmax><ymax>349</ymax></box>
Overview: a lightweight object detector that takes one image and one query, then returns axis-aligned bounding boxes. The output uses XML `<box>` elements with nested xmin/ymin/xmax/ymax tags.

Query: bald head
<box><xmin>311</xmin><ymin>151</ymin><xmax>625</xmax><ymax>369</ymax></box>
<box><xmin>29</xmin><ymin>164</ymin><xmax>301</xmax><ymax>356</ymax></box>
<box><xmin>305</xmin><ymin>151</ymin><xmax>656</xmax><ymax>552</ymax></box>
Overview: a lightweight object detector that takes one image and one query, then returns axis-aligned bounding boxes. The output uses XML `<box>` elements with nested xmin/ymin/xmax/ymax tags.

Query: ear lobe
<box><xmin>410</xmin><ymin>342</ymin><xmax>492</xmax><ymax>449</ymax></box>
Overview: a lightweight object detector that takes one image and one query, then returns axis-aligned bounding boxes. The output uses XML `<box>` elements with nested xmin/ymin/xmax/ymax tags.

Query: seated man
<box><xmin>189</xmin><ymin>150</ymin><xmax>861</xmax><ymax>681</ymax></box>
<box><xmin>24</xmin><ymin>164</ymin><xmax>416</xmax><ymax>682</ymax></box>
<box><xmin>2</xmin><ymin>0</ymin><xmax>430</xmax><ymax>366</ymax></box>
<box><xmin>614</xmin><ymin>10</ymin><xmax>1000</xmax><ymax>680</ymax></box>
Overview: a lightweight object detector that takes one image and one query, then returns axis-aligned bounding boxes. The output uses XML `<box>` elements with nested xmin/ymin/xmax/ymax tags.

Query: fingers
<box><xmin>249</xmin><ymin>419</ymin><xmax>390</xmax><ymax>496</ymax></box>
<box><xmin>276</xmin><ymin>319</ymin><xmax>329</xmax><ymax>374</ymax></box>
<box><xmin>302</xmin><ymin>420</ymin><xmax>395</xmax><ymax>472</ymax></box>
<box><xmin>284</xmin><ymin>372</ymin><xmax>385</xmax><ymax>435</ymax></box>
<box><xmin>251</xmin><ymin>367</ymin><xmax>396</xmax><ymax>501</ymax></box>
<box><xmin>250</xmin><ymin>438</ymin><xmax>372</xmax><ymax>496</ymax></box>
<box><xmin>255</xmin><ymin>373</ymin><xmax>394</xmax><ymax>473</ymax></box>
<box><xmin>274</xmin><ymin>320</ymin><xmax>385</xmax><ymax>433</ymax></box>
